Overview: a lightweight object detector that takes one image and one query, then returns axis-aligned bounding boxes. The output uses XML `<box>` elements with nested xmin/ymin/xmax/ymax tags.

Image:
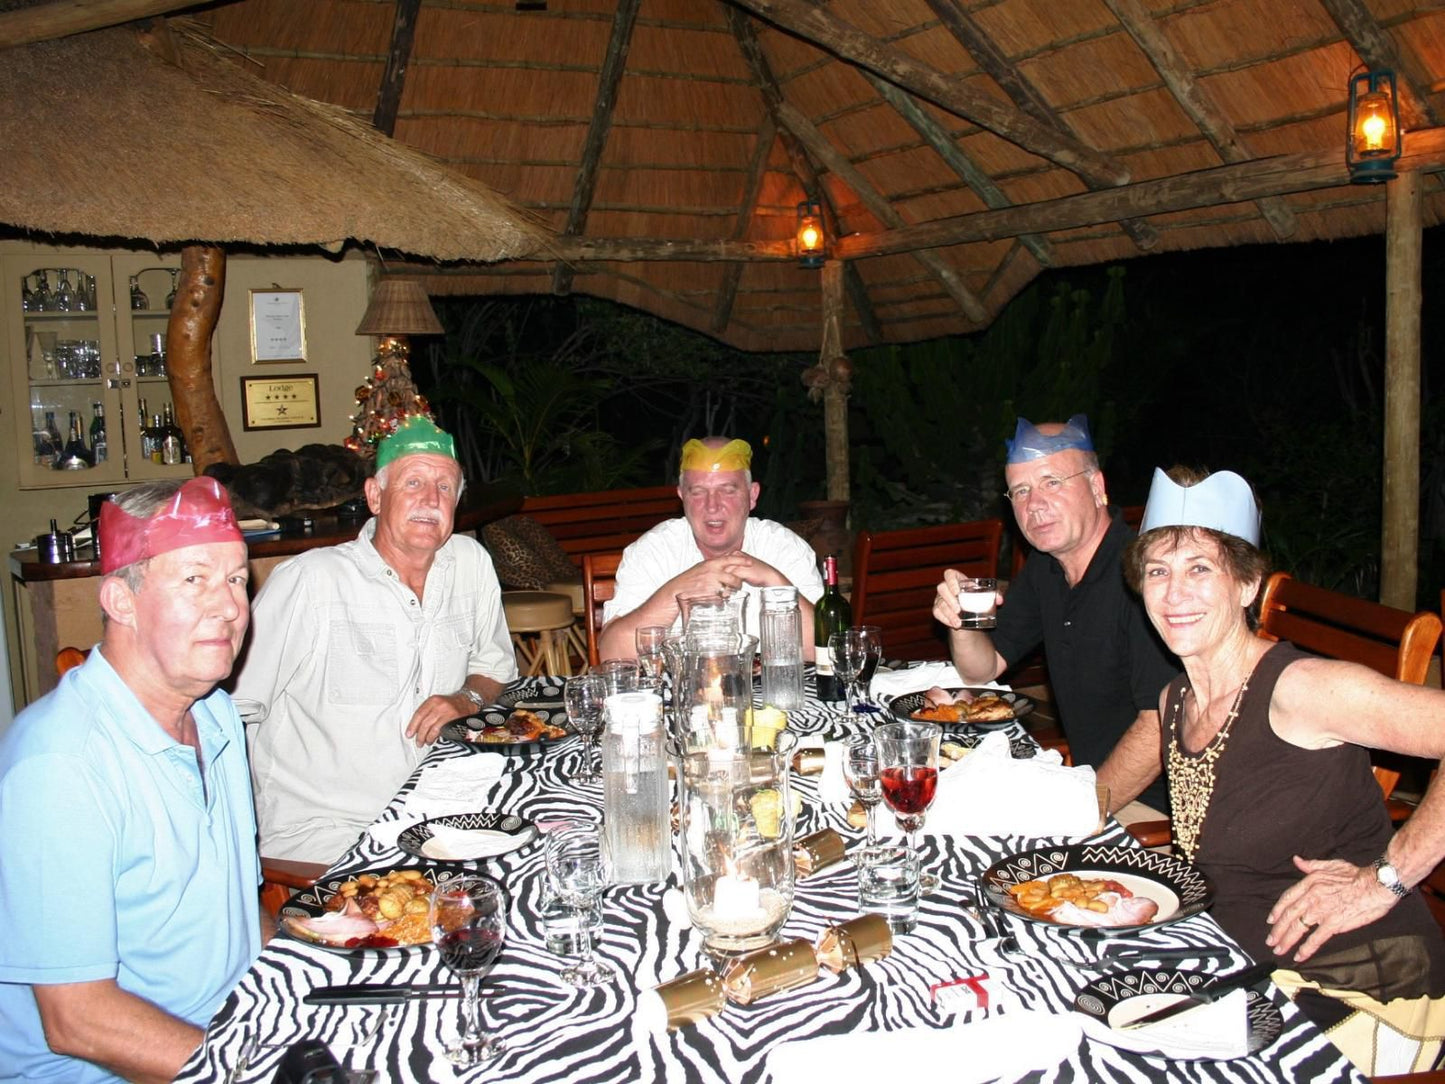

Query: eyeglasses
<box><xmin>1005</xmin><ymin>469</ymin><xmax>1093</xmax><ymax>505</ymax></box>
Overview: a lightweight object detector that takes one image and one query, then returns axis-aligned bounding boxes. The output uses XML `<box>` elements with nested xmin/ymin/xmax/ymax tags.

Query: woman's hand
<box><xmin>1265</xmin><ymin>854</ymin><xmax>1400</xmax><ymax>962</ymax></box>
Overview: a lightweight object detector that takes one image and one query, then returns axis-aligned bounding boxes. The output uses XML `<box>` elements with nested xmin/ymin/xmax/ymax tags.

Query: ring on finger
<box><xmin>1298</xmin><ymin>915</ymin><xmax>1312</xmax><ymax>928</ymax></box>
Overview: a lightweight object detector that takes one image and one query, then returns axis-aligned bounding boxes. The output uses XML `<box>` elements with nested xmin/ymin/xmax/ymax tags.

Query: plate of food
<box><xmin>981</xmin><ymin>844</ymin><xmax>1213</xmax><ymax>932</ymax></box>
<box><xmin>396</xmin><ymin>811</ymin><xmax>537</xmax><ymax>864</ymax></box>
<box><xmin>280</xmin><ymin>868</ymin><xmax>459</xmax><ymax>953</ymax></box>
<box><xmin>442</xmin><ymin>709</ymin><xmax>571</xmax><ymax>749</ymax></box>
<box><xmin>1073</xmin><ymin>968</ymin><xmax>1283</xmax><ymax>1058</ymax></box>
<box><xmin>888</xmin><ymin>687</ymin><xmax>1034</xmax><ymax>729</ymax></box>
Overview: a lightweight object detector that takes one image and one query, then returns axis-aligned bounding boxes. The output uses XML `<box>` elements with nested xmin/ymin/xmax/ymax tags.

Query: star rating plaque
<box><xmin>240</xmin><ymin>374</ymin><xmax>321</xmax><ymax>431</ymax></box>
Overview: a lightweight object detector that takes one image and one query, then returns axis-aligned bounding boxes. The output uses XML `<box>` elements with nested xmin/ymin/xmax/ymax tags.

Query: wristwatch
<box><xmin>459</xmin><ymin>686</ymin><xmax>486</xmax><ymax>713</ymax></box>
<box><xmin>1372</xmin><ymin>855</ymin><xmax>1408</xmax><ymax>899</ymax></box>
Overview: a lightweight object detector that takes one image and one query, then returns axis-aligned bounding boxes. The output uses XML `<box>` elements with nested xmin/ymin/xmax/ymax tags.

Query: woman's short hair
<box><xmin>1122</xmin><ymin>465</ymin><xmax>1270</xmax><ymax>597</ymax></box>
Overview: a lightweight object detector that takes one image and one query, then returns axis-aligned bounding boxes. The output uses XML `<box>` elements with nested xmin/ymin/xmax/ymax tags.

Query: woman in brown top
<box><xmin>1100</xmin><ymin>464</ymin><xmax>1445</xmax><ymax>1075</ymax></box>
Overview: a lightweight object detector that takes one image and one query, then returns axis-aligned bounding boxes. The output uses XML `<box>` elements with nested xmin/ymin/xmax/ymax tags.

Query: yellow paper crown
<box><xmin>680</xmin><ymin>438</ymin><xmax>752</xmax><ymax>473</ymax></box>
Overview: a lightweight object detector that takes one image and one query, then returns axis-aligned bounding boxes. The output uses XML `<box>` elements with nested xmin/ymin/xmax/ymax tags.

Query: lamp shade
<box><xmin>355</xmin><ymin>278</ymin><xmax>444</xmax><ymax>336</ymax></box>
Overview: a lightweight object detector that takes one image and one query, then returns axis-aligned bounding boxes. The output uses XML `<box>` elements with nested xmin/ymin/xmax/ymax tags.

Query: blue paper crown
<box><xmin>1004</xmin><ymin>414</ymin><xmax>1094</xmax><ymax>464</ymax></box>
<box><xmin>1138</xmin><ymin>468</ymin><xmax>1261</xmax><ymax>546</ymax></box>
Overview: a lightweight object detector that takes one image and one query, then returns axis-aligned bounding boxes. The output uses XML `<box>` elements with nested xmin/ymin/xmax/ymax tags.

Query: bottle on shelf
<box><xmin>813</xmin><ymin>554</ymin><xmax>852</xmax><ymax>702</ymax></box>
<box><xmin>41</xmin><ymin>411</ymin><xmax>63</xmax><ymax>468</ymax></box>
<box><xmin>58</xmin><ymin>410</ymin><xmax>93</xmax><ymax>469</ymax></box>
<box><xmin>89</xmin><ymin>402</ymin><xmax>107</xmax><ymax>464</ymax></box>
<box><xmin>149</xmin><ymin>412</ymin><xmax>165</xmax><ymax>464</ymax></box>
<box><xmin>161</xmin><ymin>403</ymin><xmax>184</xmax><ymax>466</ymax></box>
<box><xmin>33</xmin><ymin>417</ymin><xmax>57</xmax><ymax>466</ymax></box>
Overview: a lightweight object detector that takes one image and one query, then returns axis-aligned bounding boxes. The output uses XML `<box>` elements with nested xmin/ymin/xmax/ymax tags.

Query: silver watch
<box><xmin>459</xmin><ymin>686</ymin><xmax>486</xmax><ymax>712</ymax></box>
<box><xmin>1372</xmin><ymin>855</ymin><xmax>1408</xmax><ymax>899</ymax></box>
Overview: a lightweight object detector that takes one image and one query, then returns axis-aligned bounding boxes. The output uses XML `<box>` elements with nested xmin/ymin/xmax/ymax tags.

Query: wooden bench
<box><xmin>519</xmin><ymin>484</ymin><xmax>681</xmax><ymax>570</ymax></box>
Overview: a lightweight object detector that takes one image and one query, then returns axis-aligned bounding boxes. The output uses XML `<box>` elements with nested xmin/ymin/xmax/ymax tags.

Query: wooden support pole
<box><xmin>1381</xmin><ymin>170</ymin><xmax>1421</xmax><ymax>610</ymax></box>
<box><xmin>166</xmin><ymin>245</ymin><xmax>238</xmax><ymax>473</ymax></box>
<box><xmin>373</xmin><ymin>0</ymin><xmax>422</xmax><ymax>137</ymax></box>
<box><xmin>820</xmin><ymin>260</ymin><xmax>850</xmax><ymax>502</ymax></box>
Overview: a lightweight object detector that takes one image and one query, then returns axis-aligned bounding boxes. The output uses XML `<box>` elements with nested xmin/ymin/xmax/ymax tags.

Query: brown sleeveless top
<box><xmin>1163</xmin><ymin>641</ymin><xmax>1442</xmax><ymax>979</ymax></box>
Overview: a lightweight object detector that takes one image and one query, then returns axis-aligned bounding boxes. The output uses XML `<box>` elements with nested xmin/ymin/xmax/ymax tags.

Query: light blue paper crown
<box><xmin>1138</xmin><ymin>468</ymin><xmax>1261</xmax><ymax>546</ymax></box>
<box><xmin>1004</xmin><ymin>414</ymin><xmax>1094</xmax><ymax>464</ymax></box>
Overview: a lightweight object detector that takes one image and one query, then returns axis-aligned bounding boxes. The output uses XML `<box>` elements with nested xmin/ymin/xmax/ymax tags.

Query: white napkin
<box><xmin>817</xmin><ymin>740</ymin><xmax>853</xmax><ymax>805</ymax></box>
<box><xmin>920</xmin><ymin>732</ymin><xmax>1098</xmax><ymax>839</ymax></box>
<box><xmin>365</xmin><ymin>754</ymin><xmax>509</xmax><ymax>848</ymax></box>
<box><xmin>1078</xmin><ymin>987</ymin><xmax>1250</xmax><ymax>1060</ymax></box>
<box><xmin>419</xmin><ymin>823</ymin><xmax>528</xmax><ymax>861</ymax></box>
<box><xmin>768</xmin><ymin>1010</ymin><xmax>1081</xmax><ymax>1084</ymax></box>
<box><xmin>869</xmin><ymin>662</ymin><xmax>1008</xmax><ymax>700</ymax></box>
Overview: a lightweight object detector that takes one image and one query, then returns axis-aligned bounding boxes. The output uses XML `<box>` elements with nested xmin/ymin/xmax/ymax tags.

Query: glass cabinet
<box><xmin>6</xmin><ymin>251</ymin><xmax>205</xmax><ymax>490</ymax></box>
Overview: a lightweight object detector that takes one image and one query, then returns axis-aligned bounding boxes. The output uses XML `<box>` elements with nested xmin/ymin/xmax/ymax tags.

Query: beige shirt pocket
<box><xmin>326</xmin><ymin>620</ymin><xmax>399</xmax><ymax>705</ymax></box>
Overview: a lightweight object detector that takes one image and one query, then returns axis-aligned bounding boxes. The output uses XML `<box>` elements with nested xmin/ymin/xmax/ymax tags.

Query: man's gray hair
<box><xmin>373</xmin><ymin>459</ymin><xmax>467</xmax><ymax>499</ymax></box>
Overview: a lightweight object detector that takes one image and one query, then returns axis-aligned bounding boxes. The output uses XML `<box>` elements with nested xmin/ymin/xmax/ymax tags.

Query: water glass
<box><xmin>564</xmin><ymin>674</ymin><xmax>606</xmax><ymax>785</ymax></box>
<box><xmin>546</xmin><ymin>821</ymin><xmax>615</xmax><ymax>986</ymax></box>
<box><xmin>843</xmin><ymin>737</ymin><xmax>882</xmax><ymax>845</ymax></box>
<box><xmin>596</xmin><ymin>659</ymin><xmax>640</xmax><ymax>696</ymax></box>
<box><xmin>958</xmin><ymin>577</ymin><xmax>999</xmax><ymax>629</ymax></box>
<box><xmin>857</xmin><ymin>844</ymin><xmax>920</xmax><ymax>934</ymax></box>
<box><xmin>635</xmin><ymin>625</ymin><xmax>667</xmax><ymax>681</ymax></box>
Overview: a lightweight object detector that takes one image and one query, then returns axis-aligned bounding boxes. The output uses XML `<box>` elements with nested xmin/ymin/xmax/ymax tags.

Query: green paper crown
<box><xmin>374</xmin><ymin>415</ymin><xmax>456</xmax><ymax>471</ymax></box>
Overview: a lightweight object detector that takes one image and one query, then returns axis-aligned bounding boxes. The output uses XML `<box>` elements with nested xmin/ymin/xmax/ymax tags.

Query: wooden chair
<box><xmin>851</xmin><ymin>519</ymin><xmax>1003</xmax><ymax>662</ymax></box>
<box><xmin>582</xmin><ymin>551</ymin><xmax>624</xmax><ymax>667</ymax></box>
<box><xmin>1128</xmin><ymin>574</ymin><xmax>1445</xmax><ymax>848</ymax></box>
<box><xmin>260</xmin><ymin>858</ymin><xmax>328</xmax><ymax>917</ymax></box>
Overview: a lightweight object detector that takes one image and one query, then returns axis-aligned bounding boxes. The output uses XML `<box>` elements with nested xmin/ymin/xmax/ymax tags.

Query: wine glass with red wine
<box><xmin>874</xmin><ymin>720</ymin><xmax>942</xmax><ymax>893</ymax></box>
<box><xmin>546</xmin><ymin>821</ymin><xmax>615</xmax><ymax>986</ymax></box>
<box><xmin>431</xmin><ymin>875</ymin><xmax>507</xmax><ymax>1067</ymax></box>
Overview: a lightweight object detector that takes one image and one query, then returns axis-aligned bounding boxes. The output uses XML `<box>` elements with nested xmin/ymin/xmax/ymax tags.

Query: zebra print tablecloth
<box><xmin>179</xmin><ymin>678</ymin><xmax>1360</xmax><ymax>1084</ymax></box>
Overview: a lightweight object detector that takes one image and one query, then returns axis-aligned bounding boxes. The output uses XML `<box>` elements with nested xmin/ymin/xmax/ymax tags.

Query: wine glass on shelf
<box><xmin>165</xmin><ymin>269</ymin><xmax>179</xmax><ymax>311</ymax></box>
<box><xmin>827</xmin><ymin>630</ymin><xmax>863</xmax><ymax>712</ymax></box>
<box><xmin>430</xmin><ymin>875</ymin><xmax>507</xmax><ymax>1067</ymax></box>
<box><xmin>843</xmin><ymin>736</ymin><xmax>882</xmax><ymax>846</ymax></box>
<box><xmin>546</xmin><ymin>821</ymin><xmax>614</xmax><ymax>987</ymax></box>
<box><xmin>129</xmin><ymin>275</ymin><xmax>150</xmax><ymax>311</ymax></box>
<box><xmin>33</xmin><ymin>269</ymin><xmax>52</xmax><ymax>312</ymax></box>
<box><xmin>635</xmin><ymin>625</ymin><xmax>667</xmax><ymax>684</ymax></box>
<box><xmin>52</xmin><ymin>269</ymin><xmax>73</xmax><ymax>312</ymax></box>
<box><xmin>875</xmin><ymin>720</ymin><xmax>941</xmax><ymax>893</ymax></box>
<box><xmin>564</xmin><ymin>673</ymin><xmax>607</xmax><ymax>786</ymax></box>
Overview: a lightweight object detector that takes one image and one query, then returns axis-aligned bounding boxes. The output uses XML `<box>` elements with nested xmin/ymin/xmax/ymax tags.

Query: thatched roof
<box><xmin>0</xmin><ymin>18</ymin><xmax>548</xmax><ymax>261</ymax></box>
<box><xmin>7</xmin><ymin>0</ymin><xmax>1445</xmax><ymax>350</ymax></box>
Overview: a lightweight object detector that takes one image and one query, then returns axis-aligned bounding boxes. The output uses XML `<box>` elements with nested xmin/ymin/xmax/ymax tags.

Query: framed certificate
<box><xmin>250</xmin><ymin>289</ymin><xmax>308</xmax><ymax>363</ymax></box>
<box><xmin>240</xmin><ymin>374</ymin><xmax>321</xmax><ymax>431</ymax></box>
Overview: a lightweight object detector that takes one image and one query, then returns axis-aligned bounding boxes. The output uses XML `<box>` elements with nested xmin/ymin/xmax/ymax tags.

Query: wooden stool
<box><xmin>503</xmin><ymin>590</ymin><xmax>577</xmax><ymax>677</ymax></box>
<box><xmin>545</xmin><ymin>579</ymin><xmax>588</xmax><ymax>670</ymax></box>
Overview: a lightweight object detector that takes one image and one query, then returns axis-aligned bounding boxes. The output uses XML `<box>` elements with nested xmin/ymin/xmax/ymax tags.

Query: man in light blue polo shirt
<box><xmin>0</xmin><ymin>478</ymin><xmax>264</xmax><ymax>1083</ymax></box>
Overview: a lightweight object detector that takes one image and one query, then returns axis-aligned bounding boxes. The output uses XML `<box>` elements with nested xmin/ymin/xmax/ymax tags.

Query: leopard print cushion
<box><xmin>482</xmin><ymin>515</ymin><xmax>579</xmax><ymax>590</ymax></box>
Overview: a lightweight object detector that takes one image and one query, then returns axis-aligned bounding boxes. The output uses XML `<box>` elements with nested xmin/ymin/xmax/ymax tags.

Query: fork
<box><xmin>344</xmin><ymin>1005</ymin><xmax>395</xmax><ymax>1082</ymax></box>
<box><xmin>974</xmin><ymin>880</ymin><xmax>1023</xmax><ymax>957</ymax></box>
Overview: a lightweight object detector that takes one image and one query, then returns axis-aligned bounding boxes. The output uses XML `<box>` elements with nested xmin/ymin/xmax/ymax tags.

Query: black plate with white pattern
<box><xmin>1074</xmin><ymin>967</ymin><xmax>1283</xmax><ymax>1058</ymax></box>
<box><xmin>395</xmin><ymin>811</ymin><xmax>537</xmax><ymax>864</ymax></box>
<box><xmin>441</xmin><ymin>679</ymin><xmax>571</xmax><ymax>749</ymax></box>
<box><xmin>279</xmin><ymin>868</ymin><xmax>468</xmax><ymax>955</ymax></box>
<box><xmin>887</xmin><ymin>688</ymin><xmax>1035</xmax><ymax>729</ymax></box>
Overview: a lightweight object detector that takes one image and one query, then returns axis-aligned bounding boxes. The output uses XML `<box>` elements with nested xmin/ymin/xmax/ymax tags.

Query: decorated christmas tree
<box><xmin>344</xmin><ymin>336</ymin><xmax>433</xmax><ymax>457</ymax></box>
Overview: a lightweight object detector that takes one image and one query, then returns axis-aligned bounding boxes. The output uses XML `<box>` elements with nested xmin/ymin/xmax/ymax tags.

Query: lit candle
<box><xmin>713</xmin><ymin>864</ymin><xmax>764</xmax><ymax>922</ymax></box>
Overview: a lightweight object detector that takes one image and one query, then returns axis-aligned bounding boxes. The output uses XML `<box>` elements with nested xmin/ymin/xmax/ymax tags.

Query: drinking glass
<box><xmin>165</xmin><ymin>269</ymin><xmax>179</xmax><ymax>310</ymax></box>
<box><xmin>596</xmin><ymin>659</ymin><xmax>639</xmax><ymax>696</ymax></box>
<box><xmin>827</xmin><ymin>630</ymin><xmax>862</xmax><ymax>712</ymax></box>
<box><xmin>53</xmin><ymin>269</ymin><xmax>73</xmax><ymax>312</ymax></box>
<box><xmin>843</xmin><ymin>737</ymin><xmax>882</xmax><ymax>846</ymax></box>
<box><xmin>430</xmin><ymin>875</ymin><xmax>507</xmax><ymax>1067</ymax></box>
<box><xmin>546</xmin><ymin>821</ymin><xmax>614</xmax><ymax>986</ymax></box>
<box><xmin>564</xmin><ymin>673</ymin><xmax>606</xmax><ymax>785</ymax></box>
<box><xmin>129</xmin><ymin>275</ymin><xmax>149</xmax><ymax>310</ymax></box>
<box><xmin>33</xmin><ymin>270</ymin><xmax>52</xmax><ymax>312</ymax></box>
<box><xmin>875</xmin><ymin>720</ymin><xmax>941</xmax><ymax>893</ymax></box>
<box><xmin>635</xmin><ymin>625</ymin><xmax>667</xmax><ymax>682</ymax></box>
<box><xmin>851</xmin><ymin>625</ymin><xmax>883</xmax><ymax>710</ymax></box>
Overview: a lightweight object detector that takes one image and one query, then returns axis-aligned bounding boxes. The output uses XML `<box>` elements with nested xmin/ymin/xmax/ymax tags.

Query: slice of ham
<box><xmin>923</xmin><ymin>686</ymin><xmax>978</xmax><ymax>707</ymax></box>
<box><xmin>282</xmin><ymin>899</ymin><xmax>379</xmax><ymax>945</ymax></box>
<box><xmin>1050</xmin><ymin>891</ymin><xmax>1160</xmax><ymax>928</ymax></box>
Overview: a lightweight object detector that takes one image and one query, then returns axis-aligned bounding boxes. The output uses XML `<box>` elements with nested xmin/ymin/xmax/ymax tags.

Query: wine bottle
<box><xmin>149</xmin><ymin>412</ymin><xmax>165</xmax><ymax>463</ymax></box>
<box><xmin>42</xmin><ymin>411</ymin><xmax>63</xmax><ymax>468</ymax></box>
<box><xmin>161</xmin><ymin>403</ymin><xmax>183</xmax><ymax>465</ymax></box>
<box><xmin>89</xmin><ymin>402</ymin><xmax>107</xmax><ymax>464</ymax></box>
<box><xmin>813</xmin><ymin>554</ymin><xmax>852</xmax><ymax>702</ymax></box>
<box><xmin>60</xmin><ymin>410</ymin><xmax>94</xmax><ymax>469</ymax></box>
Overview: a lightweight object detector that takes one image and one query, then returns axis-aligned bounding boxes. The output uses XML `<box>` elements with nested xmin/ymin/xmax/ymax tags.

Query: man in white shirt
<box><xmin>233</xmin><ymin>417</ymin><xmax>517</xmax><ymax>864</ymax></box>
<box><xmin>598</xmin><ymin>437</ymin><xmax>823</xmax><ymax>659</ymax></box>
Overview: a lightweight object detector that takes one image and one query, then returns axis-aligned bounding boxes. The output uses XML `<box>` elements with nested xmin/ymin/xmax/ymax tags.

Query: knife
<box><xmin>304</xmin><ymin>983</ymin><xmax>461</xmax><ymax>1005</ymax></box>
<box><xmin>1073</xmin><ymin>946</ymin><xmax>1235</xmax><ymax>971</ymax></box>
<box><xmin>1118</xmin><ymin>961</ymin><xmax>1274</xmax><ymax>1030</ymax></box>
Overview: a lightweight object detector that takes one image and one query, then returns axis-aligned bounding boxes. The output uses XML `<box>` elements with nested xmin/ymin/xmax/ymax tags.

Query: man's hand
<box><xmin>1265</xmin><ymin>855</ymin><xmax>1401</xmax><ymax>963</ymax></box>
<box><xmin>671</xmin><ymin>552</ymin><xmax>787</xmax><ymax>599</ymax></box>
<box><xmin>932</xmin><ymin>569</ymin><xmax>1003</xmax><ymax>631</ymax></box>
<box><xmin>406</xmin><ymin>677</ymin><xmax>505</xmax><ymax>745</ymax></box>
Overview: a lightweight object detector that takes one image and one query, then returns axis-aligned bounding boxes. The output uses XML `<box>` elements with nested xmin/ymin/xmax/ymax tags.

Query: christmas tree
<box><xmin>344</xmin><ymin>336</ymin><xmax>433</xmax><ymax>457</ymax></box>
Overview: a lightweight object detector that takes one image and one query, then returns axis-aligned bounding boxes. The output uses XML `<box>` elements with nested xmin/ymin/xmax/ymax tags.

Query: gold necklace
<box><xmin>1167</xmin><ymin>659</ymin><xmax>1261</xmax><ymax>862</ymax></box>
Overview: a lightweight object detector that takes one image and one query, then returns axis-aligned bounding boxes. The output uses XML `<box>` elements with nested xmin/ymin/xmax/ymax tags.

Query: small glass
<box><xmin>564</xmin><ymin>674</ymin><xmax>606</xmax><ymax>785</ymax></box>
<box><xmin>635</xmin><ymin>625</ymin><xmax>667</xmax><ymax>682</ymax></box>
<box><xmin>596</xmin><ymin>658</ymin><xmax>640</xmax><ymax>697</ymax></box>
<box><xmin>546</xmin><ymin>821</ymin><xmax>614</xmax><ymax>987</ymax></box>
<box><xmin>958</xmin><ymin>577</ymin><xmax>999</xmax><ymax>629</ymax></box>
<box><xmin>856</xmin><ymin>844</ymin><xmax>920</xmax><ymax>934</ymax></box>
<box><xmin>844</xmin><ymin>737</ymin><xmax>882</xmax><ymax>846</ymax></box>
<box><xmin>431</xmin><ymin>875</ymin><xmax>507</xmax><ymax>1067</ymax></box>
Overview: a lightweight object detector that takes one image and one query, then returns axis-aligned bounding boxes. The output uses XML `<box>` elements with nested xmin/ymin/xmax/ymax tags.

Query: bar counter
<box><xmin>8</xmin><ymin>486</ymin><xmax>521</xmax><ymax>704</ymax></box>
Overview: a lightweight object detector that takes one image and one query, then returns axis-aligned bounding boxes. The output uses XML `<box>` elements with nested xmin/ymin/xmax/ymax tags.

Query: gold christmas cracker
<box><xmin>815</xmin><ymin>914</ymin><xmax>893</xmax><ymax>974</ymax></box>
<box><xmin>648</xmin><ymin>969</ymin><xmax>727</xmax><ymax>1031</ymax></box>
<box><xmin>791</xmin><ymin>748</ymin><xmax>826</xmax><ymax>775</ymax></box>
<box><xmin>720</xmin><ymin>939</ymin><xmax>820</xmax><ymax>1005</ymax></box>
<box><xmin>793</xmin><ymin>829</ymin><xmax>847</xmax><ymax>878</ymax></box>
<box><xmin>846</xmin><ymin>799</ymin><xmax>867</xmax><ymax>830</ymax></box>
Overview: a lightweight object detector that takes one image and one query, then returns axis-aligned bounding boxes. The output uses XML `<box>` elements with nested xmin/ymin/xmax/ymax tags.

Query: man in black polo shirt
<box><xmin>933</xmin><ymin>415</ymin><xmax>1178</xmax><ymax>816</ymax></box>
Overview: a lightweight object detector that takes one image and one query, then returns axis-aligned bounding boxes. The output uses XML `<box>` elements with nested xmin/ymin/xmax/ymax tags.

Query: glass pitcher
<box><xmin>759</xmin><ymin>585</ymin><xmax>805</xmax><ymax>711</ymax></box>
<box><xmin>676</xmin><ymin>587</ymin><xmax>749</xmax><ymax>649</ymax></box>
<box><xmin>676</xmin><ymin>635</ymin><xmax>757</xmax><ymax>749</ymax></box>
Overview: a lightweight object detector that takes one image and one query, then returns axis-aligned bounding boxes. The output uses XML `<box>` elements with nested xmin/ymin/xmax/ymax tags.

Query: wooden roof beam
<box><xmin>1318</xmin><ymin>0</ymin><xmax>1440</xmax><ymax>128</ymax></box>
<box><xmin>924</xmin><ymin>0</ymin><xmax>1159</xmax><ymax>253</ymax></box>
<box><xmin>541</xmin><ymin>127</ymin><xmax>1445</xmax><ymax>263</ymax></box>
<box><xmin>711</xmin><ymin>115</ymin><xmax>776</xmax><ymax>335</ymax></box>
<box><xmin>725</xmin><ymin>0</ymin><xmax>1129</xmax><ymax>188</ymax></box>
<box><xmin>372</xmin><ymin>0</ymin><xmax>421</xmax><ymax>138</ymax></box>
<box><xmin>727</xmin><ymin>6</ymin><xmax>883</xmax><ymax>343</ymax></box>
<box><xmin>865</xmin><ymin>73</ymin><xmax>1054</xmax><ymax>268</ymax></box>
<box><xmin>552</xmin><ymin>0</ymin><xmax>640</xmax><ymax>296</ymax></box>
<box><xmin>1102</xmin><ymin>0</ymin><xmax>1295</xmax><ymax>240</ymax></box>
<box><xmin>0</xmin><ymin>0</ymin><xmax>195</xmax><ymax>47</ymax></box>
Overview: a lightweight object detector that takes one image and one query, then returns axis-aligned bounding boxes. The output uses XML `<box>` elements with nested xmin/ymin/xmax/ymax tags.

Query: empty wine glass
<box><xmin>129</xmin><ymin>275</ymin><xmax>150</xmax><ymax>310</ymax></box>
<box><xmin>165</xmin><ymin>268</ymin><xmax>179</xmax><ymax>310</ymax></box>
<box><xmin>52</xmin><ymin>269</ymin><xmax>73</xmax><ymax>312</ymax></box>
<box><xmin>875</xmin><ymin>720</ymin><xmax>941</xmax><ymax>893</ymax></box>
<box><xmin>844</xmin><ymin>736</ymin><xmax>882</xmax><ymax>846</ymax></box>
<box><xmin>635</xmin><ymin>625</ymin><xmax>667</xmax><ymax>682</ymax></box>
<box><xmin>851</xmin><ymin>625</ymin><xmax>883</xmax><ymax>711</ymax></box>
<box><xmin>564</xmin><ymin>673</ymin><xmax>606</xmax><ymax>785</ymax></box>
<box><xmin>546</xmin><ymin>821</ymin><xmax>614</xmax><ymax>987</ymax></box>
<box><xmin>430</xmin><ymin>875</ymin><xmax>507</xmax><ymax>1067</ymax></box>
<box><xmin>33</xmin><ymin>270</ymin><xmax>52</xmax><ymax>312</ymax></box>
<box><xmin>827</xmin><ymin>630</ymin><xmax>864</xmax><ymax>711</ymax></box>
<box><xmin>21</xmin><ymin>274</ymin><xmax>36</xmax><ymax>312</ymax></box>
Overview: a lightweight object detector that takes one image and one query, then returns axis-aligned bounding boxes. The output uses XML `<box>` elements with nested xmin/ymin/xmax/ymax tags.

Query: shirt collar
<box><xmin>354</xmin><ymin>517</ymin><xmax>455</xmax><ymax>583</ymax></box>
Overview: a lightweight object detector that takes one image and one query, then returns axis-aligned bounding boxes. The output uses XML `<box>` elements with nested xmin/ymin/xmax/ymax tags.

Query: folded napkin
<box><xmin>420</xmin><ymin>823</ymin><xmax>531</xmax><ymax>861</ymax></box>
<box><xmin>364</xmin><ymin>755</ymin><xmax>509</xmax><ymax>849</ymax></box>
<box><xmin>918</xmin><ymin>732</ymin><xmax>1098</xmax><ymax>839</ymax></box>
<box><xmin>869</xmin><ymin>662</ymin><xmax>1008</xmax><ymax>701</ymax></box>
<box><xmin>768</xmin><ymin>1010</ymin><xmax>1081</xmax><ymax>1084</ymax></box>
<box><xmin>1077</xmin><ymin>986</ymin><xmax>1249</xmax><ymax>1060</ymax></box>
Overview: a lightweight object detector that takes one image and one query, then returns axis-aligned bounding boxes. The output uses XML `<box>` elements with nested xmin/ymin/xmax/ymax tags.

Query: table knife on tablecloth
<box><xmin>304</xmin><ymin>983</ymin><xmax>461</xmax><ymax>1005</ymax></box>
<box><xmin>1117</xmin><ymin>961</ymin><xmax>1275</xmax><ymax>1030</ymax></box>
